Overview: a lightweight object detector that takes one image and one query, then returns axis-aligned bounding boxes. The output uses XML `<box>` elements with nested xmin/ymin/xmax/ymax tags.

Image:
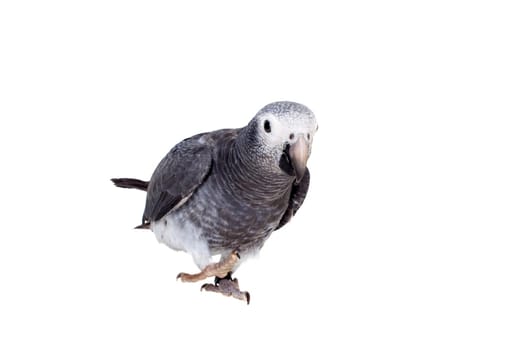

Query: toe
<box><xmin>201</xmin><ymin>283</ymin><xmax>214</xmax><ymax>292</ymax></box>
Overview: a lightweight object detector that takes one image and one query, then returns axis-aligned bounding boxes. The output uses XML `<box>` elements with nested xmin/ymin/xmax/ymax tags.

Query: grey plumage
<box><xmin>113</xmin><ymin>101</ymin><xmax>317</xmax><ymax>272</ymax></box>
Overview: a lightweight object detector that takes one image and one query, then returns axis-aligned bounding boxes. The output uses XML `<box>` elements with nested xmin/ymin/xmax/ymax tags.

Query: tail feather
<box><xmin>134</xmin><ymin>222</ymin><xmax>151</xmax><ymax>229</ymax></box>
<box><xmin>111</xmin><ymin>178</ymin><xmax>149</xmax><ymax>191</ymax></box>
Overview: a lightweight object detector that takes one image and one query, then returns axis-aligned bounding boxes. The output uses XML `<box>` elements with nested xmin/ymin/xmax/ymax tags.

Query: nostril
<box><xmin>307</xmin><ymin>133</ymin><xmax>311</xmax><ymax>140</ymax></box>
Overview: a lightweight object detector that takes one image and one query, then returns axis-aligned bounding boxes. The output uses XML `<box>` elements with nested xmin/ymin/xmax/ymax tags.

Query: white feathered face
<box><xmin>254</xmin><ymin>101</ymin><xmax>318</xmax><ymax>182</ymax></box>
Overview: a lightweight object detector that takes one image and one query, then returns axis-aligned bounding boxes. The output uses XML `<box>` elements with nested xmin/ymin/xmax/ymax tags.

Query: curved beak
<box><xmin>289</xmin><ymin>135</ymin><xmax>309</xmax><ymax>182</ymax></box>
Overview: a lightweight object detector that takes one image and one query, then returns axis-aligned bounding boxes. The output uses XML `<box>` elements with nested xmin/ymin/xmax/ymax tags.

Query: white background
<box><xmin>1</xmin><ymin>1</ymin><xmax>524</xmax><ymax>349</ymax></box>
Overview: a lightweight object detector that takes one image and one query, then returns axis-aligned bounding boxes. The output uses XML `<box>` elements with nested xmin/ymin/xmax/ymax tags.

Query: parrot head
<box><xmin>246</xmin><ymin>101</ymin><xmax>318</xmax><ymax>183</ymax></box>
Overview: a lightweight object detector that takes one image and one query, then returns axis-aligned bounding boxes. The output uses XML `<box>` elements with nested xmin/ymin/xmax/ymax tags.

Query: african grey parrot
<box><xmin>112</xmin><ymin>101</ymin><xmax>318</xmax><ymax>303</ymax></box>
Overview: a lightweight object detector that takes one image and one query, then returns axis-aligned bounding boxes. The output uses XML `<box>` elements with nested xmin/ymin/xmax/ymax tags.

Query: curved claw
<box><xmin>177</xmin><ymin>272</ymin><xmax>198</xmax><ymax>282</ymax></box>
<box><xmin>200</xmin><ymin>283</ymin><xmax>217</xmax><ymax>292</ymax></box>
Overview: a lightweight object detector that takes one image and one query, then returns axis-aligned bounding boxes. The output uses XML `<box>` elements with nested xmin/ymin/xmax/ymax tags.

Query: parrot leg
<box><xmin>177</xmin><ymin>251</ymin><xmax>240</xmax><ymax>283</ymax></box>
<box><xmin>201</xmin><ymin>273</ymin><xmax>250</xmax><ymax>305</ymax></box>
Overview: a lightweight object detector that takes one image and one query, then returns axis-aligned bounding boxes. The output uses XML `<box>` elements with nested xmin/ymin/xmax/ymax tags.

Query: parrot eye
<box><xmin>289</xmin><ymin>133</ymin><xmax>295</xmax><ymax>140</ymax></box>
<box><xmin>307</xmin><ymin>133</ymin><xmax>311</xmax><ymax>140</ymax></box>
<box><xmin>264</xmin><ymin>120</ymin><xmax>271</xmax><ymax>133</ymax></box>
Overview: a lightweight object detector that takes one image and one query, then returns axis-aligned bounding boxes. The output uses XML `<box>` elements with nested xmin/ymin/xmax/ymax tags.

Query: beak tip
<box><xmin>295</xmin><ymin>169</ymin><xmax>305</xmax><ymax>183</ymax></box>
<box><xmin>288</xmin><ymin>135</ymin><xmax>309</xmax><ymax>184</ymax></box>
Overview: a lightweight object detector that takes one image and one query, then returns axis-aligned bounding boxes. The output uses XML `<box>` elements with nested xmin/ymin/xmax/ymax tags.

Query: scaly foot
<box><xmin>201</xmin><ymin>273</ymin><xmax>250</xmax><ymax>304</ymax></box>
<box><xmin>177</xmin><ymin>251</ymin><xmax>240</xmax><ymax>283</ymax></box>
